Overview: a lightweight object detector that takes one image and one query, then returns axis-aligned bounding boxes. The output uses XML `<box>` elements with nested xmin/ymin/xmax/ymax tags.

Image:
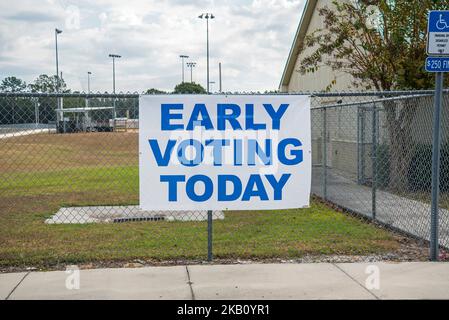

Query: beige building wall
<box><xmin>283</xmin><ymin>0</ymin><xmax>355</xmax><ymax>93</ymax></box>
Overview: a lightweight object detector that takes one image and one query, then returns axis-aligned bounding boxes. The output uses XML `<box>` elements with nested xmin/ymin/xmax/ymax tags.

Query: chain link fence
<box><xmin>0</xmin><ymin>91</ymin><xmax>447</xmax><ymax>263</ymax></box>
<box><xmin>310</xmin><ymin>91</ymin><xmax>449</xmax><ymax>250</ymax></box>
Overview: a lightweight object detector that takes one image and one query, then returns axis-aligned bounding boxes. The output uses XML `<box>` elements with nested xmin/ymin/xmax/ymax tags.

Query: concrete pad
<box><xmin>9</xmin><ymin>266</ymin><xmax>191</xmax><ymax>300</ymax></box>
<box><xmin>0</xmin><ymin>272</ymin><xmax>27</xmax><ymax>300</ymax></box>
<box><xmin>188</xmin><ymin>263</ymin><xmax>375</xmax><ymax>300</ymax></box>
<box><xmin>336</xmin><ymin>262</ymin><xmax>449</xmax><ymax>299</ymax></box>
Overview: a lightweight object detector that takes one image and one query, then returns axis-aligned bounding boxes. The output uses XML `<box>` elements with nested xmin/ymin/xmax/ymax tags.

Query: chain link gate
<box><xmin>0</xmin><ymin>90</ymin><xmax>448</xmax><ymax>262</ymax></box>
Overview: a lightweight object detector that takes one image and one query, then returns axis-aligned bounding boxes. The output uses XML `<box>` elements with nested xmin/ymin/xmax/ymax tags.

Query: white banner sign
<box><xmin>139</xmin><ymin>95</ymin><xmax>311</xmax><ymax>211</ymax></box>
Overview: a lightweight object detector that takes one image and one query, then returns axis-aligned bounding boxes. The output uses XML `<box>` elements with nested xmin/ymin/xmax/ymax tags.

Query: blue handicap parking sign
<box><xmin>427</xmin><ymin>11</ymin><xmax>449</xmax><ymax>55</ymax></box>
<box><xmin>428</xmin><ymin>11</ymin><xmax>449</xmax><ymax>32</ymax></box>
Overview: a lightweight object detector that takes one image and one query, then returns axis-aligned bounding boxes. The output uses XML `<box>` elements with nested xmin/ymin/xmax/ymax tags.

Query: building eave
<box><xmin>278</xmin><ymin>0</ymin><xmax>318</xmax><ymax>92</ymax></box>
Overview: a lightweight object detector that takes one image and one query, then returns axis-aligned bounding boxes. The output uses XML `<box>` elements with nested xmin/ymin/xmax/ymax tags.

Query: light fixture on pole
<box><xmin>198</xmin><ymin>13</ymin><xmax>214</xmax><ymax>94</ymax></box>
<box><xmin>108</xmin><ymin>54</ymin><xmax>121</xmax><ymax>119</ymax></box>
<box><xmin>179</xmin><ymin>55</ymin><xmax>189</xmax><ymax>83</ymax></box>
<box><xmin>186</xmin><ymin>62</ymin><xmax>197</xmax><ymax>83</ymax></box>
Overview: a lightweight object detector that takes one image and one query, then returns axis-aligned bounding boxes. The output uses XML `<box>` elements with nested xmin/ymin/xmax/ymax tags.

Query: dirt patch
<box><xmin>0</xmin><ymin>132</ymin><xmax>137</xmax><ymax>174</ymax></box>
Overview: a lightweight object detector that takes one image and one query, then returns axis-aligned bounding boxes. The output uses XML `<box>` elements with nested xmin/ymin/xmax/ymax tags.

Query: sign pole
<box><xmin>207</xmin><ymin>210</ymin><xmax>213</xmax><ymax>261</ymax></box>
<box><xmin>426</xmin><ymin>10</ymin><xmax>449</xmax><ymax>261</ymax></box>
<box><xmin>430</xmin><ymin>72</ymin><xmax>444</xmax><ymax>261</ymax></box>
<box><xmin>371</xmin><ymin>103</ymin><xmax>378</xmax><ymax>220</ymax></box>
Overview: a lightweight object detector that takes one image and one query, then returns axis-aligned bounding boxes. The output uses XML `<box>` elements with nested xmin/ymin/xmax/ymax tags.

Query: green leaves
<box><xmin>173</xmin><ymin>82</ymin><xmax>207</xmax><ymax>94</ymax></box>
<box><xmin>0</xmin><ymin>76</ymin><xmax>27</xmax><ymax>92</ymax></box>
<box><xmin>29</xmin><ymin>74</ymin><xmax>69</xmax><ymax>93</ymax></box>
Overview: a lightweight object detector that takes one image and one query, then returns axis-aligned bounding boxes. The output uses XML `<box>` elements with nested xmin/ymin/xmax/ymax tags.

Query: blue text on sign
<box><xmin>147</xmin><ymin>102</ymin><xmax>305</xmax><ymax>203</ymax></box>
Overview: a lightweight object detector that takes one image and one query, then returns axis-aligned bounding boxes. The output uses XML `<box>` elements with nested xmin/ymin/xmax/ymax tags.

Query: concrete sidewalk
<box><xmin>1</xmin><ymin>262</ymin><xmax>449</xmax><ymax>300</ymax></box>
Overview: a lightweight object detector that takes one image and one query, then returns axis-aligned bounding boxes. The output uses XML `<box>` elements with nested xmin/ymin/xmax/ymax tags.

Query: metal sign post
<box><xmin>426</xmin><ymin>10</ymin><xmax>449</xmax><ymax>261</ymax></box>
<box><xmin>207</xmin><ymin>210</ymin><xmax>213</xmax><ymax>261</ymax></box>
<box><xmin>430</xmin><ymin>72</ymin><xmax>444</xmax><ymax>261</ymax></box>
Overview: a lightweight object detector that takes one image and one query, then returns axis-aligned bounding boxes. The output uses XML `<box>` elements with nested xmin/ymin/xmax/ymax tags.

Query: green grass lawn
<box><xmin>0</xmin><ymin>132</ymin><xmax>403</xmax><ymax>269</ymax></box>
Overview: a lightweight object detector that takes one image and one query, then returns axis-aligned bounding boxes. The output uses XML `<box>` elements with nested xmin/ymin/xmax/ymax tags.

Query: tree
<box><xmin>145</xmin><ymin>88</ymin><xmax>167</xmax><ymax>94</ymax></box>
<box><xmin>28</xmin><ymin>74</ymin><xmax>69</xmax><ymax>123</ymax></box>
<box><xmin>173</xmin><ymin>82</ymin><xmax>207</xmax><ymax>94</ymax></box>
<box><xmin>29</xmin><ymin>74</ymin><xmax>69</xmax><ymax>93</ymax></box>
<box><xmin>298</xmin><ymin>0</ymin><xmax>448</xmax><ymax>190</ymax></box>
<box><xmin>0</xmin><ymin>76</ymin><xmax>27</xmax><ymax>92</ymax></box>
<box><xmin>0</xmin><ymin>77</ymin><xmax>33</xmax><ymax>125</ymax></box>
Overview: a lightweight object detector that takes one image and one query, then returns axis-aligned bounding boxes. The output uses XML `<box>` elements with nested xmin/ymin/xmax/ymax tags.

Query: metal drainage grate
<box><xmin>113</xmin><ymin>216</ymin><xmax>165</xmax><ymax>223</ymax></box>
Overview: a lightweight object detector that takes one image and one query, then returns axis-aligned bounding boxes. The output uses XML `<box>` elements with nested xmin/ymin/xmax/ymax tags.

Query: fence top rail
<box><xmin>311</xmin><ymin>93</ymin><xmax>436</xmax><ymax>110</ymax></box>
<box><xmin>0</xmin><ymin>89</ymin><xmax>448</xmax><ymax>98</ymax></box>
<box><xmin>0</xmin><ymin>92</ymin><xmax>140</xmax><ymax>98</ymax></box>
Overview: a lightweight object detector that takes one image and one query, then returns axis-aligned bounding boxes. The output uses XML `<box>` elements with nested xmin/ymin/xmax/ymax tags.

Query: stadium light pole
<box><xmin>109</xmin><ymin>54</ymin><xmax>121</xmax><ymax>119</ymax></box>
<box><xmin>108</xmin><ymin>54</ymin><xmax>121</xmax><ymax>94</ymax></box>
<box><xmin>198</xmin><ymin>13</ymin><xmax>214</xmax><ymax>94</ymax></box>
<box><xmin>55</xmin><ymin>28</ymin><xmax>62</xmax><ymax>93</ymax></box>
<box><xmin>86</xmin><ymin>71</ymin><xmax>92</xmax><ymax>109</ymax></box>
<box><xmin>179</xmin><ymin>55</ymin><xmax>189</xmax><ymax>83</ymax></box>
<box><xmin>219</xmin><ymin>62</ymin><xmax>222</xmax><ymax>93</ymax></box>
<box><xmin>55</xmin><ymin>28</ymin><xmax>62</xmax><ymax>124</ymax></box>
<box><xmin>87</xmin><ymin>71</ymin><xmax>91</xmax><ymax>94</ymax></box>
<box><xmin>187</xmin><ymin>62</ymin><xmax>196</xmax><ymax>83</ymax></box>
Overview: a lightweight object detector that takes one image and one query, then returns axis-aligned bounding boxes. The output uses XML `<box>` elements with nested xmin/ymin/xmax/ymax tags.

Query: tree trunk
<box><xmin>383</xmin><ymin>100</ymin><xmax>418</xmax><ymax>192</ymax></box>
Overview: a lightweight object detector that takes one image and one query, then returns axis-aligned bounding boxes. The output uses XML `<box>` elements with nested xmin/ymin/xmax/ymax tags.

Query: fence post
<box><xmin>371</xmin><ymin>104</ymin><xmax>377</xmax><ymax>220</ymax></box>
<box><xmin>361</xmin><ymin>109</ymin><xmax>366</xmax><ymax>184</ymax></box>
<box><xmin>430</xmin><ymin>72</ymin><xmax>444</xmax><ymax>261</ymax></box>
<box><xmin>322</xmin><ymin>108</ymin><xmax>327</xmax><ymax>200</ymax></box>
<box><xmin>34</xmin><ymin>99</ymin><xmax>39</xmax><ymax>127</ymax></box>
<box><xmin>207</xmin><ymin>210</ymin><xmax>213</xmax><ymax>261</ymax></box>
<box><xmin>357</xmin><ymin>107</ymin><xmax>366</xmax><ymax>185</ymax></box>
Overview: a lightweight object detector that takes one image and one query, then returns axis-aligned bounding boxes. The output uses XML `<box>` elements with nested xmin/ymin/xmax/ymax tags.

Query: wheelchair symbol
<box><xmin>436</xmin><ymin>14</ymin><xmax>449</xmax><ymax>31</ymax></box>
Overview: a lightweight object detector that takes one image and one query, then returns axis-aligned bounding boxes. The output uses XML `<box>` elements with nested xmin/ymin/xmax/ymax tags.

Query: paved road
<box><xmin>1</xmin><ymin>262</ymin><xmax>449</xmax><ymax>300</ymax></box>
<box><xmin>312</xmin><ymin>168</ymin><xmax>449</xmax><ymax>248</ymax></box>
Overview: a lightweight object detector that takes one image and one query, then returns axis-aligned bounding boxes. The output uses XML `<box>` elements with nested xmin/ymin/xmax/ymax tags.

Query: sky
<box><xmin>0</xmin><ymin>0</ymin><xmax>305</xmax><ymax>93</ymax></box>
